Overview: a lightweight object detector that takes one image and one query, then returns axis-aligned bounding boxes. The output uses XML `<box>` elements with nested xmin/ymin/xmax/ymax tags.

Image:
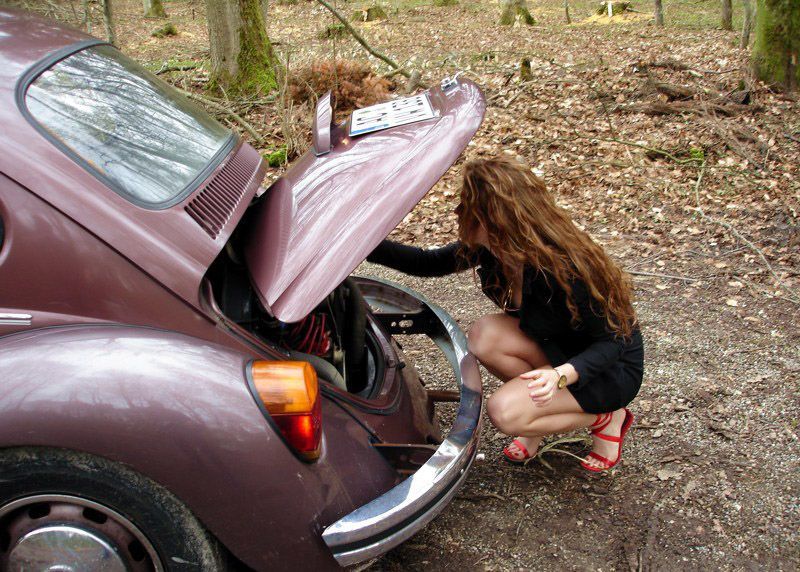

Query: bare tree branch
<box><xmin>314</xmin><ymin>0</ymin><xmax>410</xmax><ymax>79</ymax></box>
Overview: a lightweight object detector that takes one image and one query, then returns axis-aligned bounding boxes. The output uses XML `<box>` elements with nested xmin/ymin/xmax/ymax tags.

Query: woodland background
<box><xmin>3</xmin><ymin>0</ymin><xmax>799</xmax><ymax>570</ymax></box>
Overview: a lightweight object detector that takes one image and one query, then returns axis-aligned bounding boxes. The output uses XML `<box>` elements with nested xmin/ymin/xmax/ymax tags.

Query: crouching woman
<box><xmin>368</xmin><ymin>157</ymin><xmax>644</xmax><ymax>471</ymax></box>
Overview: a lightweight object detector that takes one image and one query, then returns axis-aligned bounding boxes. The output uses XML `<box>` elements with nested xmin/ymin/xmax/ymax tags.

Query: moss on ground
<box><xmin>151</xmin><ymin>22</ymin><xmax>177</xmax><ymax>38</ymax></box>
<box><xmin>499</xmin><ymin>1</ymin><xmax>535</xmax><ymax>26</ymax></box>
<box><xmin>352</xmin><ymin>5</ymin><xmax>388</xmax><ymax>22</ymax></box>
<box><xmin>596</xmin><ymin>1</ymin><xmax>632</xmax><ymax>16</ymax></box>
<box><xmin>318</xmin><ymin>23</ymin><xmax>347</xmax><ymax>39</ymax></box>
<box><xmin>264</xmin><ymin>147</ymin><xmax>287</xmax><ymax>167</ymax></box>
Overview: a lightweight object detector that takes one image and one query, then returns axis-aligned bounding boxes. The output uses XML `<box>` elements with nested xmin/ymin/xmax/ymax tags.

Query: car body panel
<box><xmin>0</xmin><ymin>8</ymin><xmax>264</xmax><ymax>309</ymax></box>
<box><xmin>0</xmin><ymin>325</ymin><xmax>399</xmax><ymax>571</ymax></box>
<box><xmin>0</xmin><ymin>9</ymin><xmax>486</xmax><ymax>570</ymax></box>
<box><xmin>322</xmin><ymin>277</ymin><xmax>483</xmax><ymax>565</ymax></box>
<box><xmin>245</xmin><ymin>79</ymin><xmax>486</xmax><ymax>322</ymax></box>
<box><xmin>0</xmin><ymin>173</ymin><xmax>220</xmax><ymax>342</ymax></box>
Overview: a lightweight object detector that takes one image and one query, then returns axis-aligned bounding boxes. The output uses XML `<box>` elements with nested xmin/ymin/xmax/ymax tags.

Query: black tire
<box><xmin>0</xmin><ymin>447</ymin><xmax>230</xmax><ymax>571</ymax></box>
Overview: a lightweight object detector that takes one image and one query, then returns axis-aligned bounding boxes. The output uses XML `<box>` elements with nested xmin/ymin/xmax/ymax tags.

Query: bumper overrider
<box><xmin>322</xmin><ymin>277</ymin><xmax>483</xmax><ymax>566</ymax></box>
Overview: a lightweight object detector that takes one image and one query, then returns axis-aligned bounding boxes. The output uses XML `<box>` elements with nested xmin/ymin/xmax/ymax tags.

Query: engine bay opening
<box><xmin>204</xmin><ymin>241</ymin><xmax>383</xmax><ymax>397</ymax></box>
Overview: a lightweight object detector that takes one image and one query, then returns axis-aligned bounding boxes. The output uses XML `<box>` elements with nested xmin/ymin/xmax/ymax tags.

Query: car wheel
<box><xmin>0</xmin><ymin>447</ymin><xmax>229</xmax><ymax>571</ymax></box>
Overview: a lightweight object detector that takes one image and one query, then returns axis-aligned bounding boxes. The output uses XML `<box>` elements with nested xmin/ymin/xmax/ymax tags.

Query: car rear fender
<box><xmin>0</xmin><ymin>325</ymin><xmax>397</xmax><ymax>571</ymax></box>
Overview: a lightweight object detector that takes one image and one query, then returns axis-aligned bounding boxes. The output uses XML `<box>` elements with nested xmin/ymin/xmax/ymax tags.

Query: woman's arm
<box><xmin>366</xmin><ymin>240</ymin><xmax>472</xmax><ymax>277</ymax></box>
<box><xmin>563</xmin><ymin>281</ymin><xmax>627</xmax><ymax>389</ymax></box>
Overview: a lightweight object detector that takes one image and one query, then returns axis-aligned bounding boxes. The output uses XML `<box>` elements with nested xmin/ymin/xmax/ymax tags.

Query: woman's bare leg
<box><xmin>468</xmin><ymin>313</ymin><xmax>552</xmax><ymax>456</ymax></box>
<box><xmin>488</xmin><ymin>378</ymin><xmax>628</xmax><ymax>467</ymax></box>
<box><xmin>487</xmin><ymin>379</ymin><xmax>595</xmax><ymax>437</ymax></box>
<box><xmin>468</xmin><ymin>313</ymin><xmax>630</xmax><ymax>465</ymax></box>
<box><xmin>467</xmin><ymin>313</ymin><xmax>549</xmax><ymax>381</ymax></box>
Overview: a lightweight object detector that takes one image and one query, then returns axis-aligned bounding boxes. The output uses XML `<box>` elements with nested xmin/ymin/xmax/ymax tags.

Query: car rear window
<box><xmin>24</xmin><ymin>45</ymin><xmax>232</xmax><ymax>208</ymax></box>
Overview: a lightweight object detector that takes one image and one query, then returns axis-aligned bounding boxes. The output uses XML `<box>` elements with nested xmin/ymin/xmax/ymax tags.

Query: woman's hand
<box><xmin>521</xmin><ymin>368</ymin><xmax>560</xmax><ymax>407</ymax></box>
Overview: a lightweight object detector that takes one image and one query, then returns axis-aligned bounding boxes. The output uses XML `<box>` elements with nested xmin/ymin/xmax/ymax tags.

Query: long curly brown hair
<box><xmin>457</xmin><ymin>157</ymin><xmax>637</xmax><ymax>338</ymax></box>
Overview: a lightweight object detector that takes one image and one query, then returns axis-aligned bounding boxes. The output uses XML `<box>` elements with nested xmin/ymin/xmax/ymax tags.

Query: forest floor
<box><xmin>14</xmin><ymin>0</ymin><xmax>800</xmax><ymax>569</ymax></box>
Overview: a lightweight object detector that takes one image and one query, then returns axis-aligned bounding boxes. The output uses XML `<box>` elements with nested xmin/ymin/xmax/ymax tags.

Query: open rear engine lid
<box><xmin>244</xmin><ymin>78</ymin><xmax>485</xmax><ymax>323</ymax></box>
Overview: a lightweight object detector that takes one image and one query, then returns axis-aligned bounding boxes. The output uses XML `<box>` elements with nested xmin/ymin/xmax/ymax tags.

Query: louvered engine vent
<box><xmin>185</xmin><ymin>144</ymin><xmax>264</xmax><ymax>238</ymax></box>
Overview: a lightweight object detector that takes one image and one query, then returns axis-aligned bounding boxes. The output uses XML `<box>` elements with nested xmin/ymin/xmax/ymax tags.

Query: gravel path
<box><xmin>358</xmin><ymin>255</ymin><xmax>799</xmax><ymax>571</ymax></box>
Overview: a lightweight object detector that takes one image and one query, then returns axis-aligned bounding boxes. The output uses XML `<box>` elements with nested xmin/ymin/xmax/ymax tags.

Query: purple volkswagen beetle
<box><xmin>0</xmin><ymin>8</ymin><xmax>486</xmax><ymax>572</ymax></box>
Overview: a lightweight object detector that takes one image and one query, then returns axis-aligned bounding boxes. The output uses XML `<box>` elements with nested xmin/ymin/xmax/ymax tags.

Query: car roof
<box><xmin>0</xmin><ymin>8</ymin><xmax>94</xmax><ymax>107</ymax></box>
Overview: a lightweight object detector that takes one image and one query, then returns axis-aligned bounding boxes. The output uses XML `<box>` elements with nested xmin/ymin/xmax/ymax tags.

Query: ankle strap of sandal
<box><xmin>589</xmin><ymin>412</ymin><xmax>613</xmax><ymax>434</ymax></box>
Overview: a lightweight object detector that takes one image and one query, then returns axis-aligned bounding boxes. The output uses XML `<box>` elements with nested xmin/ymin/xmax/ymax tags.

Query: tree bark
<box><xmin>721</xmin><ymin>0</ymin><xmax>733</xmax><ymax>30</ymax></box>
<box><xmin>654</xmin><ymin>0</ymin><xmax>664</xmax><ymax>26</ymax></box>
<box><xmin>101</xmin><ymin>0</ymin><xmax>115</xmax><ymax>45</ymax></box>
<box><xmin>752</xmin><ymin>0</ymin><xmax>800</xmax><ymax>91</ymax></box>
<box><xmin>564</xmin><ymin>0</ymin><xmax>571</xmax><ymax>24</ymax></box>
<box><xmin>204</xmin><ymin>0</ymin><xmax>277</xmax><ymax>95</ymax></box>
<box><xmin>740</xmin><ymin>0</ymin><xmax>754</xmax><ymax>48</ymax></box>
<box><xmin>143</xmin><ymin>0</ymin><xmax>167</xmax><ymax>18</ymax></box>
<box><xmin>261</xmin><ymin>0</ymin><xmax>268</xmax><ymax>25</ymax></box>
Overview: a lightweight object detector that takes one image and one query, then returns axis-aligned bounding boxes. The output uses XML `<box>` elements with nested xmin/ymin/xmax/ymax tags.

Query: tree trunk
<box><xmin>143</xmin><ymin>0</ymin><xmax>167</xmax><ymax>18</ymax></box>
<box><xmin>564</xmin><ymin>0</ymin><xmax>571</xmax><ymax>24</ymax></box>
<box><xmin>752</xmin><ymin>0</ymin><xmax>799</xmax><ymax>91</ymax></box>
<box><xmin>204</xmin><ymin>0</ymin><xmax>278</xmax><ymax>96</ymax></box>
<box><xmin>654</xmin><ymin>0</ymin><xmax>664</xmax><ymax>26</ymax></box>
<box><xmin>721</xmin><ymin>0</ymin><xmax>733</xmax><ymax>30</ymax></box>
<box><xmin>261</xmin><ymin>0</ymin><xmax>268</xmax><ymax>24</ymax></box>
<box><xmin>740</xmin><ymin>0</ymin><xmax>754</xmax><ymax>48</ymax></box>
<box><xmin>101</xmin><ymin>0</ymin><xmax>115</xmax><ymax>45</ymax></box>
<box><xmin>499</xmin><ymin>0</ymin><xmax>535</xmax><ymax>26</ymax></box>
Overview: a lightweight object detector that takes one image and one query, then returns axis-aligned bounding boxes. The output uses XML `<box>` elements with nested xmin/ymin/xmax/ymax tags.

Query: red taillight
<box><xmin>250</xmin><ymin>361</ymin><xmax>322</xmax><ymax>461</ymax></box>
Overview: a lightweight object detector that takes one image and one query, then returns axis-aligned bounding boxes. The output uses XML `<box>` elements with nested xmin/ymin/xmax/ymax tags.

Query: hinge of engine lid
<box><xmin>372</xmin><ymin>443</ymin><xmax>438</xmax><ymax>475</ymax></box>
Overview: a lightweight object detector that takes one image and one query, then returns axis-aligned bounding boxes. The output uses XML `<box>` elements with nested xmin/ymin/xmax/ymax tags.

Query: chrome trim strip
<box><xmin>322</xmin><ymin>277</ymin><xmax>483</xmax><ymax>566</ymax></box>
<box><xmin>0</xmin><ymin>313</ymin><xmax>32</xmax><ymax>326</ymax></box>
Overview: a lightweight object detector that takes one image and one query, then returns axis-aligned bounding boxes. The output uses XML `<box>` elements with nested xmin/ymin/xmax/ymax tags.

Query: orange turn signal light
<box><xmin>250</xmin><ymin>361</ymin><xmax>321</xmax><ymax>461</ymax></box>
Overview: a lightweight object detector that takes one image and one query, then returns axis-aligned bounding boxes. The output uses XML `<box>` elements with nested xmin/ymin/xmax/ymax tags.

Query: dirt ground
<box><xmin>10</xmin><ymin>0</ymin><xmax>799</xmax><ymax>569</ymax></box>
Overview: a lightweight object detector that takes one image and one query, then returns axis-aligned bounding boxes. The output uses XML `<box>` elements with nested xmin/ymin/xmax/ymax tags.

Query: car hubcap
<box><xmin>8</xmin><ymin>524</ymin><xmax>127</xmax><ymax>571</ymax></box>
<box><xmin>0</xmin><ymin>495</ymin><xmax>162</xmax><ymax>572</ymax></box>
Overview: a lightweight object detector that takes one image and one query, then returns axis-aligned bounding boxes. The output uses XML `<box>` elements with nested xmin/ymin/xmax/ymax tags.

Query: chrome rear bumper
<box><xmin>322</xmin><ymin>277</ymin><xmax>483</xmax><ymax>566</ymax></box>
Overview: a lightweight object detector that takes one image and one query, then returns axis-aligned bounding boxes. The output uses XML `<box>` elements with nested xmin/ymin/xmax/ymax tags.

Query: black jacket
<box><xmin>367</xmin><ymin>240</ymin><xmax>643</xmax><ymax>396</ymax></box>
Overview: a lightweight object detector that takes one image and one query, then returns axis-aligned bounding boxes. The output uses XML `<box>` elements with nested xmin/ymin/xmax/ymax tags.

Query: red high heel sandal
<box><xmin>502</xmin><ymin>439</ymin><xmax>535</xmax><ymax>464</ymax></box>
<box><xmin>581</xmin><ymin>408</ymin><xmax>634</xmax><ymax>473</ymax></box>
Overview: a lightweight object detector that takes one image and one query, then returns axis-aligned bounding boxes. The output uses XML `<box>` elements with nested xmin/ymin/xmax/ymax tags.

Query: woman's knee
<box><xmin>486</xmin><ymin>392</ymin><xmax>526</xmax><ymax>435</ymax></box>
<box><xmin>467</xmin><ymin>315</ymin><xmax>501</xmax><ymax>360</ymax></box>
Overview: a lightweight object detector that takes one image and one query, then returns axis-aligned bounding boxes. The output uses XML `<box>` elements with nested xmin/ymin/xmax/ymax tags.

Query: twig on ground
<box><xmin>700</xmin><ymin>115</ymin><xmax>763</xmax><ymax>169</ymax></box>
<box><xmin>515</xmin><ymin>517</ymin><xmax>526</xmax><ymax>539</ymax></box>
<box><xmin>350</xmin><ymin>559</ymin><xmax>378</xmax><ymax>572</ymax></box>
<box><xmin>618</xmin><ymin>100</ymin><xmax>757</xmax><ymax>117</ymax></box>
<box><xmin>598</xmin><ymin>137</ymin><xmax>701</xmax><ymax>165</ymax></box>
<box><xmin>692</xmin><ymin>162</ymin><xmax>800</xmax><ymax>304</ymax></box>
<box><xmin>637</xmin><ymin>58</ymin><xmax>739</xmax><ymax>76</ymax></box>
<box><xmin>381</xmin><ymin>67</ymin><xmax>408</xmax><ymax>78</ymax></box>
<box><xmin>627</xmin><ymin>252</ymin><xmax>665</xmax><ymax>270</ymax></box>
<box><xmin>627</xmin><ymin>270</ymin><xmax>699</xmax><ymax>282</ymax></box>
<box><xmin>457</xmin><ymin>492</ymin><xmax>507</xmax><ymax>502</ymax></box>
<box><xmin>156</xmin><ymin>62</ymin><xmax>200</xmax><ymax>75</ymax></box>
<box><xmin>735</xmin><ymin>275</ymin><xmax>800</xmax><ymax>306</ymax></box>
